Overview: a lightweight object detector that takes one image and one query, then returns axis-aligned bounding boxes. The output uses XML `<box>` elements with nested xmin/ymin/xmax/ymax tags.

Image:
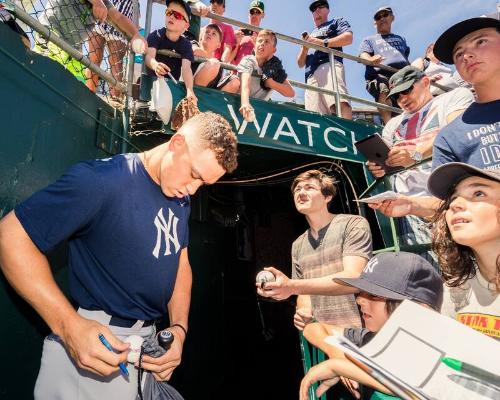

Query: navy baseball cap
<box><xmin>428</xmin><ymin>162</ymin><xmax>500</xmax><ymax>200</ymax></box>
<box><xmin>309</xmin><ymin>0</ymin><xmax>329</xmax><ymax>12</ymax></box>
<box><xmin>434</xmin><ymin>17</ymin><xmax>500</xmax><ymax>64</ymax></box>
<box><xmin>167</xmin><ymin>0</ymin><xmax>192</xmax><ymax>21</ymax></box>
<box><xmin>335</xmin><ymin>252</ymin><xmax>443</xmax><ymax>309</ymax></box>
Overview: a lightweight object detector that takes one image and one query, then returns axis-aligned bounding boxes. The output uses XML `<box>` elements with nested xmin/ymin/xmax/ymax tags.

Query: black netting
<box><xmin>1</xmin><ymin>0</ymin><xmax>139</xmax><ymax>105</ymax></box>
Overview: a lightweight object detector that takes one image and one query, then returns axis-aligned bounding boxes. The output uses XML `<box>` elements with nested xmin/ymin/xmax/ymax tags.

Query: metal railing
<box><xmin>7</xmin><ymin>0</ymin><xmax>452</xmax><ymax>119</ymax></box>
<box><xmin>144</xmin><ymin>6</ymin><xmax>405</xmax><ymax>118</ymax></box>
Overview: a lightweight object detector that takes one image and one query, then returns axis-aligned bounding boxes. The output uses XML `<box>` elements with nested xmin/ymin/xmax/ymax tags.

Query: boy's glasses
<box><xmin>375</xmin><ymin>12</ymin><xmax>391</xmax><ymax>21</ymax></box>
<box><xmin>165</xmin><ymin>9</ymin><xmax>187</xmax><ymax>22</ymax></box>
<box><xmin>249</xmin><ymin>9</ymin><xmax>262</xmax><ymax>15</ymax></box>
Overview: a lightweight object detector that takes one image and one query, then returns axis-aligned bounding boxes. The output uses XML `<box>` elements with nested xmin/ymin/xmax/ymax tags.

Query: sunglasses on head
<box><xmin>311</xmin><ymin>4</ymin><xmax>327</xmax><ymax>13</ymax></box>
<box><xmin>165</xmin><ymin>8</ymin><xmax>187</xmax><ymax>22</ymax></box>
<box><xmin>375</xmin><ymin>12</ymin><xmax>391</xmax><ymax>21</ymax></box>
<box><xmin>249</xmin><ymin>8</ymin><xmax>262</xmax><ymax>15</ymax></box>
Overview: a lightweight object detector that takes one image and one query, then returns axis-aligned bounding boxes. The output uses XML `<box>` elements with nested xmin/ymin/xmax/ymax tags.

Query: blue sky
<box><xmin>140</xmin><ymin>0</ymin><xmax>499</xmax><ymax>106</ymax></box>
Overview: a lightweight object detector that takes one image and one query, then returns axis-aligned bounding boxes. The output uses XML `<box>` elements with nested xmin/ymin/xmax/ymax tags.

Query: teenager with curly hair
<box><xmin>428</xmin><ymin>162</ymin><xmax>500</xmax><ymax>339</ymax></box>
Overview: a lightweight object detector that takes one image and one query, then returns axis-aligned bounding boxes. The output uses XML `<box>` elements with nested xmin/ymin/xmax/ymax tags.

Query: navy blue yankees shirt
<box><xmin>15</xmin><ymin>153</ymin><xmax>190</xmax><ymax>321</ymax></box>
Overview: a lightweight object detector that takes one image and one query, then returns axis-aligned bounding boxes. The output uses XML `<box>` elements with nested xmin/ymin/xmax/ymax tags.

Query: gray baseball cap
<box><xmin>335</xmin><ymin>252</ymin><xmax>443</xmax><ymax>309</ymax></box>
<box><xmin>374</xmin><ymin>6</ymin><xmax>393</xmax><ymax>19</ymax></box>
<box><xmin>428</xmin><ymin>162</ymin><xmax>500</xmax><ymax>200</ymax></box>
<box><xmin>387</xmin><ymin>66</ymin><xmax>426</xmax><ymax>99</ymax></box>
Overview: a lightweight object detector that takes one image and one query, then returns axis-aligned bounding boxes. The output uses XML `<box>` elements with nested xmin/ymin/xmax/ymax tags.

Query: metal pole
<box><xmin>328</xmin><ymin>52</ymin><xmax>342</xmax><ymax>118</ymax></box>
<box><xmin>143</xmin><ymin>0</ymin><xmax>154</xmax><ymax>77</ymax></box>
<box><xmin>9</xmin><ymin>3</ymin><xmax>127</xmax><ymax>93</ymax></box>
<box><xmin>144</xmin><ymin>0</ymin><xmax>154</xmax><ymax>41</ymax></box>
<box><xmin>122</xmin><ymin>0</ymin><xmax>141</xmax><ymax>153</ymax></box>
<box><xmin>155</xmin><ymin>48</ymin><xmax>403</xmax><ymax>114</ymax></box>
<box><xmin>126</xmin><ymin>0</ymin><xmax>140</xmax><ymax>99</ymax></box>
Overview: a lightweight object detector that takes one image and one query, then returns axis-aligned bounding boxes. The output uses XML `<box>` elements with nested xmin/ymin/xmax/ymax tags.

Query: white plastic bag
<box><xmin>150</xmin><ymin>78</ymin><xmax>173</xmax><ymax>124</ymax></box>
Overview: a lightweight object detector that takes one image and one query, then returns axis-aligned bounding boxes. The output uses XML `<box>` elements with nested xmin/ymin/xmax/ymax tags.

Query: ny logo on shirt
<box><xmin>152</xmin><ymin>208</ymin><xmax>181</xmax><ymax>259</ymax></box>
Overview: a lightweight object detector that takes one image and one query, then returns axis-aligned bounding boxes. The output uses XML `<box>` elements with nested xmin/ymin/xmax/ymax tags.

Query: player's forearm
<box><xmin>0</xmin><ymin>212</ymin><xmax>79</xmax><ymax>337</ymax></box>
<box><xmin>167</xmin><ymin>252</ymin><xmax>192</xmax><ymax>332</ymax></box>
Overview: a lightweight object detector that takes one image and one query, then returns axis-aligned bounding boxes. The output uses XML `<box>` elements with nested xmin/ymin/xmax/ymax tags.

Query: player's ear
<box><xmin>169</xmin><ymin>133</ymin><xmax>187</xmax><ymax>152</ymax></box>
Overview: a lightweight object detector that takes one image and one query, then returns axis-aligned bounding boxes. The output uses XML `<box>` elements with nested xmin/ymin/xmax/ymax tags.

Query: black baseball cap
<box><xmin>387</xmin><ymin>66</ymin><xmax>426</xmax><ymax>99</ymax></box>
<box><xmin>374</xmin><ymin>6</ymin><xmax>393</xmax><ymax>20</ymax></box>
<box><xmin>167</xmin><ymin>0</ymin><xmax>192</xmax><ymax>21</ymax></box>
<box><xmin>309</xmin><ymin>0</ymin><xmax>329</xmax><ymax>12</ymax></box>
<box><xmin>428</xmin><ymin>162</ymin><xmax>500</xmax><ymax>200</ymax></box>
<box><xmin>209</xmin><ymin>0</ymin><xmax>225</xmax><ymax>5</ymax></box>
<box><xmin>335</xmin><ymin>252</ymin><xmax>443</xmax><ymax>309</ymax></box>
<box><xmin>434</xmin><ymin>17</ymin><xmax>500</xmax><ymax>64</ymax></box>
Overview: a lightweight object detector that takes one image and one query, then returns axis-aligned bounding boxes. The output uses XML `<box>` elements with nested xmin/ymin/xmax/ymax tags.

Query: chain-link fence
<box><xmin>1</xmin><ymin>0</ymin><xmax>140</xmax><ymax>106</ymax></box>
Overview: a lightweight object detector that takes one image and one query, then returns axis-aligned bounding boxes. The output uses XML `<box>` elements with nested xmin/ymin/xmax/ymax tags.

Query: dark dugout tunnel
<box><xmin>169</xmin><ymin>145</ymin><xmax>379</xmax><ymax>399</ymax></box>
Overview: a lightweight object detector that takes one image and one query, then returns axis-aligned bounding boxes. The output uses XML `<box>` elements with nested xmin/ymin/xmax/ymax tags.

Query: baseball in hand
<box><xmin>256</xmin><ymin>270</ymin><xmax>276</xmax><ymax>287</ymax></box>
<box><xmin>131</xmin><ymin>37</ymin><xmax>146</xmax><ymax>54</ymax></box>
<box><xmin>124</xmin><ymin>335</ymin><xmax>144</xmax><ymax>363</ymax></box>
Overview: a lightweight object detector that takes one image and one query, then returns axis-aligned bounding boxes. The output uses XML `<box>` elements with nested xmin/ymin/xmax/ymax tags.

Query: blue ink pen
<box><xmin>98</xmin><ymin>333</ymin><xmax>129</xmax><ymax>377</ymax></box>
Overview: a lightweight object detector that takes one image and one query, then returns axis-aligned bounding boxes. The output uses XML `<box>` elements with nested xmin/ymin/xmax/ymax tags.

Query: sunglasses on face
<box><xmin>249</xmin><ymin>8</ymin><xmax>262</xmax><ymax>15</ymax></box>
<box><xmin>311</xmin><ymin>4</ymin><xmax>327</xmax><ymax>13</ymax></box>
<box><xmin>375</xmin><ymin>12</ymin><xmax>391</xmax><ymax>21</ymax></box>
<box><xmin>393</xmin><ymin>84</ymin><xmax>415</xmax><ymax>100</ymax></box>
<box><xmin>165</xmin><ymin>8</ymin><xmax>187</xmax><ymax>22</ymax></box>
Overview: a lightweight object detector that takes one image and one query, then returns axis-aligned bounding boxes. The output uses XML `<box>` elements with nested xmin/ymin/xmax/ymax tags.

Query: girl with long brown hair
<box><xmin>429</xmin><ymin>162</ymin><xmax>500</xmax><ymax>339</ymax></box>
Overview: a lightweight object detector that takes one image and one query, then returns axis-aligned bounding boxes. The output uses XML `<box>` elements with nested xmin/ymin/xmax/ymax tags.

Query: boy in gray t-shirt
<box><xmin>233</xmin><ymin>29</ymin><xmax>294</xmax><ymax>121</ymax></box>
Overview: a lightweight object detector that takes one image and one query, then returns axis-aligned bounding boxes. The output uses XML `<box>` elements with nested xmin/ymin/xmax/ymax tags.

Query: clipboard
<box><xmin>345</xmin><ymin>353</ymin><xmax>418</xmax><ymax>400</ymax></box>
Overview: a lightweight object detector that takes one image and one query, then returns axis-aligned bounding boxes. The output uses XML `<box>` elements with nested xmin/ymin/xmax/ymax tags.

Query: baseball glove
<box><xmin>260</xmin><ymin>56</ymin><xmax>287</xmax><ymax>90</ymax></box>
<box><xmin>170</xmin><ymin>97</ymin><xmax>200</xmax><ymax>131</ymax></box>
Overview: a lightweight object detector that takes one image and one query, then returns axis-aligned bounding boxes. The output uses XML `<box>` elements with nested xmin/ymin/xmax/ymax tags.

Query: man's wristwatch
<box><xmin>411</xmin><ymin>150</ymin><xmax>423</xmax><ymax>163</ymax></box>
<box><xmin>323</xmin><ymin>38</ymin><xmax>329</xmax><ymax>47</ymax></box>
